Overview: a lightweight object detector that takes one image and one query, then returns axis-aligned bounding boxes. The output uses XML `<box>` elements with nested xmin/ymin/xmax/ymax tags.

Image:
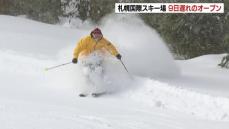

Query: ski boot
<box><xmin>79</xmin><ymin>93</ymin><xmax>87</xmax><ymax>97</ymax></box>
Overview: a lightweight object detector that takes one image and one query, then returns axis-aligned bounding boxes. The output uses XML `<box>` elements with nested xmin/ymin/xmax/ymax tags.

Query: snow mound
<box><xmin>125</xmin><ymin>77</ymin><xmax>229</xmax><ymax>121</ymax></box>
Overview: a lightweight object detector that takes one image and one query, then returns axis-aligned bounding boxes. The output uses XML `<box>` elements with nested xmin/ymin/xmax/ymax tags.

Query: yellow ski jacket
<box><xmin>73</xmin><ymin>35</ymin><xmax>119</xmax><ymax>59</ymax></box>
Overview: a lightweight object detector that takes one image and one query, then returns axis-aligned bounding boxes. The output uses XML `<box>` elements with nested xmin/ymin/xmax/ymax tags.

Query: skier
<box><xmin>72</xmin><ymin>28</ymin><xmax>122</xmax><ymax>97</ymax></box>
<box><xmin>218</xmin><ymin>54</ymin><xmax>229</xmax><ymax>68</ymax></box>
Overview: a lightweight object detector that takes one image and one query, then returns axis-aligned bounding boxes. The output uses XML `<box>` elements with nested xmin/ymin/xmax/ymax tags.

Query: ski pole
<box><xmin>119</xmin><ymin>59</ymin><xmax>134</xmax><ymax>79</ymax></box>
<box><xmin>45</xmin><ymin>62</ymin><xmax>72</xmax><ymax>71</ymax></box>
<box><xmin>120</xmin><ymin>59</ymin><xmax>129</xmax><ymax>73</ymax></box>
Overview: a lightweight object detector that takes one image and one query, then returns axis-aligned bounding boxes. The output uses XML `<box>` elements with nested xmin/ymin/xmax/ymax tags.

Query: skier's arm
<box><xmin>103</xmin><ymin>38</ymin><xmax>119</xmax><ymax>56</ymax></box>
<box><xmin>106</xmin><ymin>42</ymin><xmax>119</xmax><ymax>56</ymax></box>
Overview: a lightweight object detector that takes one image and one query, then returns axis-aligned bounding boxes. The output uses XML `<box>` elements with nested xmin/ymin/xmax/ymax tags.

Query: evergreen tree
<box><xmin>0</xmin><ymin>0</ymin><xmax>62</xmax><ymax>24</ymax></box>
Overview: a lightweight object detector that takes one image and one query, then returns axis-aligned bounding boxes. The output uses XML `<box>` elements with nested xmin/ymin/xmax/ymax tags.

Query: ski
<box><xmin>91</xmin><ymin>92</ymin><xmax>106</xmax><ymax>97</ymax></box>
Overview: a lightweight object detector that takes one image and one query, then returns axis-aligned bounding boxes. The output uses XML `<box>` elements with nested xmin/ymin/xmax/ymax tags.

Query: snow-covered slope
<box><xmin>0</xmin><ymin>15</ymin><xmax>229</xmax><ymax>129</ymax></box>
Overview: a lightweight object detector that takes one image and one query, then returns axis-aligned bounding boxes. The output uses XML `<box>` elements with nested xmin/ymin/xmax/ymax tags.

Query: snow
<box><xmin>0</xmin><ymin>15</ymin><xmax>229</xmax><ymax>129</ymax></box>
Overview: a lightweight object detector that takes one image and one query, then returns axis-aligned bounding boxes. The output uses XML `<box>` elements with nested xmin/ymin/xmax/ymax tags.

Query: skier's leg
<box><xmin>78</xmin><ymin>61</ymin><xmax>94</xmax><ymax>96</ymax></box>
<box><xmin>90</xmin><ymin>60</ymin><xmax>107</xmax><ymax>96</ymax></box>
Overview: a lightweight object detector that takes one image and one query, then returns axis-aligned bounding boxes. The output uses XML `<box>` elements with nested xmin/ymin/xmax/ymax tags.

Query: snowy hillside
<box><xmin>0</xmin><ymin>15</ymin><xmax>229</xmax><ymax>129</ymax></box>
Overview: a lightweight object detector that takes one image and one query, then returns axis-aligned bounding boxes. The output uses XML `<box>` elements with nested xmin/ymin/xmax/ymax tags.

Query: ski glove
<box><xmin>72</xmin><ymin>58</ymin><xmax>78</xmax><ymax>64</ymax></box>
<box><xmin>116</xmin><ymin>54</ymin><xmax>122</xmax><ymax>60</ymax></box>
